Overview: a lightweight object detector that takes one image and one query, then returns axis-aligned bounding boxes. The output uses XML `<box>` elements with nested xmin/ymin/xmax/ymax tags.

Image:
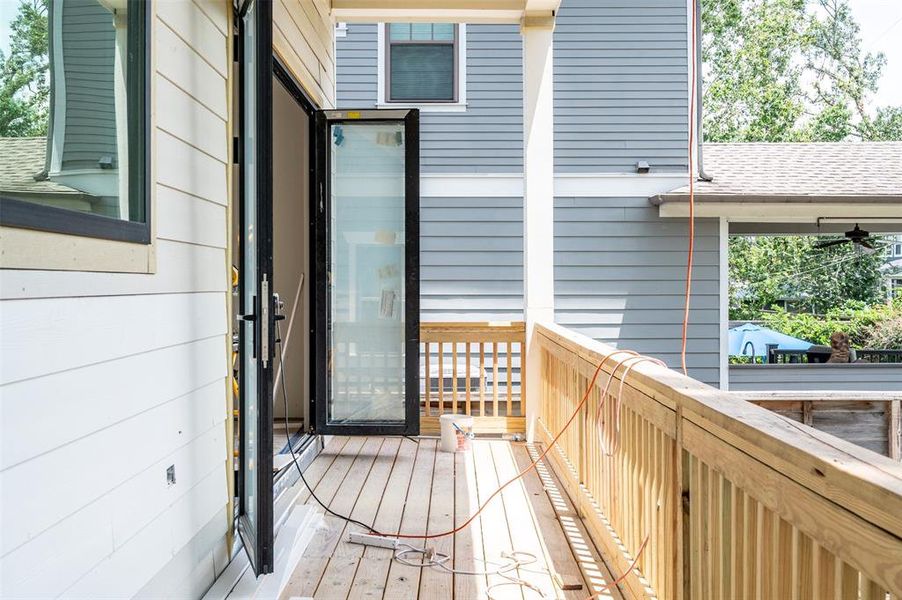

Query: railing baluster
<box><xmin>424</xmin><ymin>341</ymin><xmax>431</xmax><ymax>417</ymax></box>
<box><xmin>466</xmin><ymin>343</ymin><xmax>471</xmax><ymax>416</ymax></box>
<box><xmin>480</xmin><ymin>342</ymin><xmax>485</xmax><ymax>417</ymax></box>
<box><xmin>493</xmin><ymin>341</ymin><xmax>499</xmax><ymax>417</ymax></box>
<box><xmin>506</xmin><ymin>341</ymin><xmax>513</xmax><ymax>417</ymax></box>
<box><xmin>452</xmin><ymin>342</ymin><xmax>458</xmax><ymax>414</ymax></box>
<box><xmin>438</xmin><ymin>342</ymin><xmax>444</xmax><ymax>415</ymax></box>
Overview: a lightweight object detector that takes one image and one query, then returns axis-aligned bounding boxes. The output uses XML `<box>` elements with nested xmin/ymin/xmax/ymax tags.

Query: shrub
<box><xmin>760</xmin><ymin>299</ymin><xmax>901</xmax><ymax>348</ymax></box>
<box><xmin>862</xmin><ymin>315</ymin><xmax>902</xmax><ymax>350</ymax></box>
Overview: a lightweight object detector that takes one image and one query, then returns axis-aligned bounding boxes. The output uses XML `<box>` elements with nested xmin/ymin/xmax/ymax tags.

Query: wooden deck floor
<box><xmin>279</xmin><ymin>436</ymin><xmax>623</xmax><ymax>600</ymax></box>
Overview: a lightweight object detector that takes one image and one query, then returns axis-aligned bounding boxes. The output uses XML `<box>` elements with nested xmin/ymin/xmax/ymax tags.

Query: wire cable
<box><xmin>585</xmin><ymin>535</ymin><xmax>650</xmax><ymax>599</ymax></box>
<box><xmin>394</xmin><ymin>544</ymin><xmax>546</xmax><ymax>599</ymax></box>
<box><xmin>275</xmin><ymin>320</ymin><xmax>379</xmax><ymax>535</ymax></box>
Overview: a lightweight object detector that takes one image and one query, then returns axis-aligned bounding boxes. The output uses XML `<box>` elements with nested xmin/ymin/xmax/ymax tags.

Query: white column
<box><xmin>521</xmin><ymin>15</ymin><xmax>555</xmax><ymax>442</ymax></box>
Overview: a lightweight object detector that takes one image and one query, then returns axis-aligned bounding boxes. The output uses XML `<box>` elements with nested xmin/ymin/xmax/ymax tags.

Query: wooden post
<box><xmin>889</xmin><ymin>400</ymin><xmax>901</xmax><ymax>461</ymax></box>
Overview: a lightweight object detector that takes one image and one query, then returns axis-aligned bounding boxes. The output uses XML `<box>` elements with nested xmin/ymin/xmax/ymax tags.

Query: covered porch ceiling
<box><xmin>330</xmin><ymin>0</ymin><xmax>561</xmax><ymax>23</ymax></box>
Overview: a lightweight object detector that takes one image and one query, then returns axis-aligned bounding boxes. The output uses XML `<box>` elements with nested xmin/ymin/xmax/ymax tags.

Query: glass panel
<box><xmin>410</xmin><ymin>23</ymin><xmax>432</xmax><ymax>40</ymax></box>
<box><xmin>240</xmin><ymin>1</ymin><xmax>259</xmax><ymax>545</ymax></box>
<box><xmin>0</xmin><ymin>0</ymin><xmax>145</xmax><ymax>222</ymax></box>
<box><xmin>390</xmin><ymin>45</ymin><xmax>455</xmax><ymax>101</ymax></box>
<box><xmin>388</xmin><ymin>23</ymin><xmax>410</xmax><ymax>40</ymax></box>
<box><xmin>328</xmin><ymin>121</ymin><xmax>406</xmax><ymax>424</ymax></box>
<box><xmin>432</xmin><ymin>23</ymin><xmax>454</xmax><ymax>40</ymax></box>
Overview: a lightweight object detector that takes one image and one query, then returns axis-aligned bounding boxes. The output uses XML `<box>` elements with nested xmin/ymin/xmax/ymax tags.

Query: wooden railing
<box><xmin>536</xmin><ymin>322</ymin><xmax>902</xmax><ymax>599</ymax></box>
<box><xmin>420</xmin><ymin>321</ymin><xmax>525</xmax><ymax>434</ymax></box>
<box><xmin>734</xmin><ymin>391</ymin><xmax>902</xmax><ymax>461</ymax></box>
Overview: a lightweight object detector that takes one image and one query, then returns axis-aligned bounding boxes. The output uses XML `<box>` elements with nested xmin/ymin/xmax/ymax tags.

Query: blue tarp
<box><xmin>728</xmin><ymin>323</ymin><xmax>813</xmax><ymax>358</ymax></box>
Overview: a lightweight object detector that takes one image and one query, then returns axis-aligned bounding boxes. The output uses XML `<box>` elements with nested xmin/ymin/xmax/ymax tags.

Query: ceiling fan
<box><xmin>814</xmin><ymin>224</ymin><xmax>882</xmax><ymax>254</ymax></box>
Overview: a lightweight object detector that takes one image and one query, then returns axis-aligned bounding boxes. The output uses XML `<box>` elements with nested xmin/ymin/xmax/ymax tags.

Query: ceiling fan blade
<box><xmin>859</xmin><ymin>239</ymin><xmax>878</xmax><ymax>250</ymax></box>
<box><xmin>814</xmin><ymin>239</ymin><xmax>848</xmax><ymax>249</ymax></box>
<box><xmin>859</xmin><ymin>245</ymin><xmax>878</xmax><ymax>255</ymax></box>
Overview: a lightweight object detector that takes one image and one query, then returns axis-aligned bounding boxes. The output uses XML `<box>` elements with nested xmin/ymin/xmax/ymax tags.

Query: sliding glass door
<box><xmin>312</xmin><ymin>110</ymin><xmax>420</xmax><ymax>436</ymax></box>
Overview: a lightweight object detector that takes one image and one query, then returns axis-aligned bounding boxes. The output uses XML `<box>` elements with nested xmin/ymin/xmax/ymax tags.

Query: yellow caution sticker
<box><xmin>347</xmin><ymin>111</ymin><xmax>361</xmax><ymax>119</ymax></box>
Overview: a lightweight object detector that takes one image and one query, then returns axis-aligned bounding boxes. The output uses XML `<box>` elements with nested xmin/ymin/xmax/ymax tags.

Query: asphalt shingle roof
<box><xmin>653</xmin><ymin>142</ymin><xmax>902</xmax><ymax>204</ymax></box>
<box><xmin>0</xmin><ymin>137</ymin><xmax>82</xmax><ymax>197</ymax></box>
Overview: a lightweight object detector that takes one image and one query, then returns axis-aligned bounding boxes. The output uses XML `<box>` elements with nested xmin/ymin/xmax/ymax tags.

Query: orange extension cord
<box><xmin>681</xmin><ymin>0</ymin><xmax>699</xmax><ymax>376</ymax></box>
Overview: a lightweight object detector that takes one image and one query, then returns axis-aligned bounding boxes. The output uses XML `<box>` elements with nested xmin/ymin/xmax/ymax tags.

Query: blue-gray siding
<box><xmin>336</xmin><ymin>24</ymin><xmax>523</xmax><ymax>173</ymax></box>
<box><xmin>553</xmin><ymin>0</ymin><xmax>689</xmax><ymax>173</ymax></box>
<box><xmin>555</xmin><ymin>197</ymin><xmax>720</xmax><ymax>385</ymax></box>
<box><xmin>59</xmin><ymin>0</ymin><xmax>118</xmax><ymax>171</ymax></box>
<box><xmin>421</xmin><ymin>196</ymin><xmax>523</xmax><ymax>321</ymax></box>
<box><xmin>730</xmin><ymin>365</ymin><xmax>902</xmax><ymax>391</ymax></box>
<box><xmin>335</xmin><ymin>24</ymin><xmax>379</xmax><ymax>108</ymax></box>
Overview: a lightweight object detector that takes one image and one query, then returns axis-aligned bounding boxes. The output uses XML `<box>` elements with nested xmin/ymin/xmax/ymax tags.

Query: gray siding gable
<box><xmin>554</xmin><ymin>0</ymin><xmax>690</xmax><ymax>173</ymax></box>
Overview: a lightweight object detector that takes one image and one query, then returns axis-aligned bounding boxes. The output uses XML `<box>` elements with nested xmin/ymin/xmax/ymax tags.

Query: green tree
<box><xmin>702</xmin><ymin>0</ymin><xmax>902</xmax><ymax>142</ymax></box>
<box><xmin>0</xmin><ymin>0</ymin><xmax>49</xmax><ymax>137</ymax></box>
<box><xmin>729</xmin><ymin>235</ymin><xmax>888</xmax><ymax>320</ymax></box>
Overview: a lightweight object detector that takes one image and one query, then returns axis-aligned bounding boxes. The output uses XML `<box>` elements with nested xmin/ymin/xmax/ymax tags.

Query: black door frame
<box><xmin>311</xmin><ymin>109</ymin><xmax>420</xmax><ymax>436</ymax></box>
<box><xmin>236</xmin><ymin>0</ymin><xmax>274</xmax><ymax>576</ymax></box>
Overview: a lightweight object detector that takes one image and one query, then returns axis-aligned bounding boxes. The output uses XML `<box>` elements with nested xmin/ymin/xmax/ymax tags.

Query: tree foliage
<box><xmin>702</xmin><ymin>0</ymin><xmax>902</xmax><ymax>142</ymax></box>
<box><xmin>0</xmin><ymin>0</ymin><xmax>49</xmax><ymax>137</ymax></box>
<box><xmin>760</xmin><ymin>299</ymin><xmax>901</xmax><ymax>347</ymax></box>
<box><xmin>729</xmin><ymin>235</ymin><xmax>888</xmax><ymax>320</ymax></box>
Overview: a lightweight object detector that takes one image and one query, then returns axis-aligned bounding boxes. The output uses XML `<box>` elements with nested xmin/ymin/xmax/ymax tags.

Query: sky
<box><xmin>847</xmin><ymin>0</ymin><xmax>902</xmax><ymax>109</ymax></box>
<box><xmin>0</xmin><ymin>0</ymin><xmax>900</xmax><ymax>108</ymax></box>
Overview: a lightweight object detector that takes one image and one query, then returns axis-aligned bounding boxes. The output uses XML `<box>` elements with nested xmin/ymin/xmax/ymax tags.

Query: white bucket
<box><xmin>439</xmin><ymin>414</ymin><xmax>474</xmax><ymax>453</ymax></box>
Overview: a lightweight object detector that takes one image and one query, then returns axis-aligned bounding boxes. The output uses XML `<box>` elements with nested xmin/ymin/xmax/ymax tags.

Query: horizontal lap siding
<box><xmin>336</xmin><ymin>24</ymin><xmax>524</xmax><ymax>173</ymax></box>
<box><xmin>554</xmin><ymin>197</ymin><xmax>720</xmax><ymax>385</ymax></box>
<box><xmin>730</xmin><ymin>365</ymin><xmax>902</xmax><ymax>391</ymax></box>
<box><xmin>274</xmin><ymin>0</ymin><xmax>335</xmax><ymax>109</ymax></box>
<box><xmin>336</xmin><ymin>23</ymin><xmax>378</xmax><ymax>106</ymax></box>
<box><xmin>422</xmin><ymin>25</ymin><xmax>523</xmax><ymax>173</ymax></box>
<box><xmin>421</xmin><ymin>196</ymin><xmax>524</xmax><ymax>321</ymax></box>
<box><xmin>554</xmin><ymin>0</ymin><xmax>689</xmax><ymax>173</ymax></box>
<box><xmin>0</xmin><ymin>2</ymin><xmax>231</xmax><ymax>598</ymax></box>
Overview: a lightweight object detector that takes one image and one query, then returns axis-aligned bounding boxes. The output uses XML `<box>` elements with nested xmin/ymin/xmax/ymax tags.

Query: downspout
<box><xmin>695</xmin><ymin>0</ymin><xmax>713</xmax><ymax>182</ymax></box>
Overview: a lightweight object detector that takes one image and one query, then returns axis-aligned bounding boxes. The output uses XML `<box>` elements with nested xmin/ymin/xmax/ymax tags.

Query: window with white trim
<box><xmin>385</xmin><ymin>23</ymin><xmax>459</xmax><ymax>103</ymax></box>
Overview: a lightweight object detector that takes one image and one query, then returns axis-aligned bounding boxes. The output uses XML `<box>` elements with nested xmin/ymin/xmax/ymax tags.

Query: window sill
<box><xmin>0</xmin><ymin>226</ymin><xmax>156</xmax><ymax>273</ymax></box>
<box><xmin>375</xmin><ymin>102</ymin><xmax>467</xmax><ymax>113</ymax></box>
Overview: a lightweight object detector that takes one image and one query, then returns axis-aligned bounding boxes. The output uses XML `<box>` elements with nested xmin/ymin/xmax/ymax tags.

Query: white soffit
<box><xmin>658</xmin><ymin>201</ymin><xmax>902</xmax><ymax>221</ymax></box>
<box><xmin>331</xmin><ymin>0</ymin><xmax>561</xmax><ymax>23</ymax></box>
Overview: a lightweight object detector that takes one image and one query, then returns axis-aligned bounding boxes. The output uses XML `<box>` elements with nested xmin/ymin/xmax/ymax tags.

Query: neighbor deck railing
<box><xmin>734</xmin><ymin>391</ymin><xmax>902</xmax><ymax>461</ymax></box>
<box><xmin>420</xmin><ymin>321</ymin><xmax>525</xmax><ymax>434</ymax></box>
<box><xmin>536</xmin><ymin>322</ymin><xmax>902</xmax><ymax>600</ymax></box>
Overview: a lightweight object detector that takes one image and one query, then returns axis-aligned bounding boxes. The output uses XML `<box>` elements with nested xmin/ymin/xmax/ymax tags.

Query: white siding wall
<box><xmin>0</xmin><ymin>2</ymin><xmax>233</xmax><ymax>597</ymax></box>
<box><xmin>274</xmin><ymin>0</ymin><xmax>335</xmax><ymax>109</ymax></box>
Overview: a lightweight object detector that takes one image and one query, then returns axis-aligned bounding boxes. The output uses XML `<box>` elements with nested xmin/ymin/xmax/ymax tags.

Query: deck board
<box><xmin>282</xmin><ymin>437</ymin><xmax>618</xmax><ymax>599</ymax></box>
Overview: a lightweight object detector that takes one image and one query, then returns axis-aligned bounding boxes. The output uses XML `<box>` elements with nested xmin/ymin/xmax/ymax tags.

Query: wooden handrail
<box><xmin>419</xmin><ymin>321</ymin><xmax>525</xmax><ymax>434</ymax></box>
<box><xmin>536</xmin><ymin>321</ymin><xmax>902</xmax><ymax>599</ymax></box>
